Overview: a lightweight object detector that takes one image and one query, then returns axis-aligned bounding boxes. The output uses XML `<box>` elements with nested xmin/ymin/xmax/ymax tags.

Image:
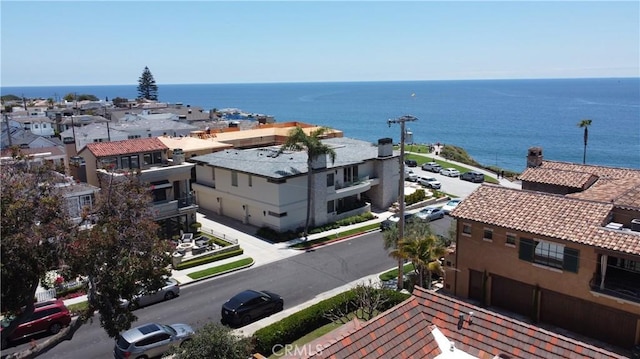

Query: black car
<box><xmin>459</xmin><ymin>171</ymin><xmax>485</xmax><ymax>183</ymax></box>
<box><xmin>404</xmin><ymin>159</ymin><xmax>418</xmax><ymax>167</ymax></box>
<box><xmin>221</xmin><ymin>290</ymin><xmax>283</xmax><ymax>327</ymax></box>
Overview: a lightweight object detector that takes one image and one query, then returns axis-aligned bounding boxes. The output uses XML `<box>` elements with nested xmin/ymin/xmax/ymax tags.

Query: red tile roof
<box><xmin>302</xmin><ymin>287</ymin><xmax>627</xmax><ymax>359</ymax></box>
<box><xmin>540</xmin><ymin>160</ymin><xmax>640</xmax><ymax>179</ymax></box>
<box><xmin>451</xmin><ymin>185</ymin><xmax>640</xmax><ymax>255</ymax></box>
<box><xmin>84</xmin><ymin>137</ymin><xmax>168</xmax><ymax>157</ymax></box>
<box><xmin>518</xmin><ymin>167</ymin><xmax>597</xmax><ymax>188</ymax></box>
<box><xmin>567</xmin><ymin>177</ymin><xmax>640</xmax><ymax>209</ymax></box>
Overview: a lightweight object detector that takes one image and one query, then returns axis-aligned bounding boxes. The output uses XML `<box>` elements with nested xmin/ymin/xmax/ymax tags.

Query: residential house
<box><xmin>53</xmin><ymin>174</ymin><xmax>100</xmax><ymax>225</ymax></box>
<box><xmin>446</xmin><ymin>147</ymin><xmax>640</xmax><ymax>349</ymax></box>
<box><xmin>75</xmin><ymin>137</ymin><xmax>198</xmax><ymax>238</ymax></box>
<box><xmin>190</xmin><ymin>137</ymin><xmax>399</xmax><ymax>232</ymax></box>
<box><xmin>283</xmin><ymin>286</ymin><xmax>627</xmax><ymax>359</ymax></box>
<box><xmin>59</xmin><ymin>122</ymin><xmax>129</xmax><ymax>153</ymax></box>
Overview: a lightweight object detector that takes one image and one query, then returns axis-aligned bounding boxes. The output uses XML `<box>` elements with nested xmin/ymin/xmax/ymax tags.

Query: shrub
<box><xmin>405</xmin><ymin>189</ymin><xmax>426</xmax><ymax>205</ymax></box>
<box><xmin>252</xmin><ymin>288</ymin><xmax>410</xmax><ymax>355</ymax></box>
<box><xmin>176</xmin><ymin>249</ymin><xmax>244</xmax><ymax>270</ymax></box>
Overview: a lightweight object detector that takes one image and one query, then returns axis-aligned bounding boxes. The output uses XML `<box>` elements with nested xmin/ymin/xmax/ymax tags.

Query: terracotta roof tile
<box><xmin>451</xmin><ymin>184</ymin><xmax>640</xmax><ymax>254</ymax></box>
<box><xmin>567</xmin><ymin>177</ymin><xmax>640</xmax><ymax>209</ymax></box>
<box><xmin>540</xmin><ymin>160</ymin><xmax>640</xmax><ymax>179</ymax></box>
<box><xmin>301</xmin><ymin>287</ymin><xmax>626</xmax><ymax>359</ymax></box>
<box><xmin>519</xmin><ymin>167</ymin><xmax>597</xmax><ymax>188</ymax></box>
<box><xmin>85</xmin><ymin>137</ymin><xmax>168</xmax><ymax>157</ymax></box>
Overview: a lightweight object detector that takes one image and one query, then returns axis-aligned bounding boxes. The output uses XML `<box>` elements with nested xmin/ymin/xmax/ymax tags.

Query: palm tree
<box><xmin>577</xmin><ymin>119</ymin><xmax>592</xmax><ymax>164</ymax></box>
<box><xmin>389</xmin><ymin>224</ymin><xmax>447</xmax><ymax>289</ymax></box>
<box><xmin>279</xmin><ymin>126</ymin><xmax>336</xmax><ymax>237</ymax></box>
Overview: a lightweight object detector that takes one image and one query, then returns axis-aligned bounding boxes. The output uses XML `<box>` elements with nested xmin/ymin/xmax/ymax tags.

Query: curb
<box><xmin>289</xmin><ymin>228</ymin><xmax>381</xmax><ymax>250</ymax></box>
<box><xmin>181</xmin><ymin>258</ymin><xmax>255</xmax><ymax>285</ymax></box>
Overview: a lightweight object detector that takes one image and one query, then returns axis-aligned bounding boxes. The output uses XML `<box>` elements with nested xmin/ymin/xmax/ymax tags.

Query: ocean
<box><xmin>3</xmin><ymin>78</ymin><xmax>639</xmax><ymax>173</ymax></box>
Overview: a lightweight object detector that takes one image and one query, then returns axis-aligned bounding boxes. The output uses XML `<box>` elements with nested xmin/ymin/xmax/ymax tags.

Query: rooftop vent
<box><xmin>605</xmin><ymin>222</ymin><xmax>624</xmax><ymax>230</ymax></box>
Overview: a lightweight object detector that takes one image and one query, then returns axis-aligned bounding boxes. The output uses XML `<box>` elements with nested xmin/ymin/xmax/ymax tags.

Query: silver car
<box><xmin>121</xmin><ymin>278</ymin><xmax>180</xmax><ymax>310</ymax></box>
<box><xmin>114</xmin><ymin>322</ymin><xmax>194</xmax><ymax>359</ymax></box>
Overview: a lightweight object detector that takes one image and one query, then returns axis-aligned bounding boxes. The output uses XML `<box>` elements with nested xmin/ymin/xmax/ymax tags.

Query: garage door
<box><xmin>540</xmin><ymin>289</ymin><xmax>638</xmax><ymax>349</ymax></box>
<box><xmin>490</xmin><ymin>275</ymin><xmax>535</xmax><ymax>319</ymax></box>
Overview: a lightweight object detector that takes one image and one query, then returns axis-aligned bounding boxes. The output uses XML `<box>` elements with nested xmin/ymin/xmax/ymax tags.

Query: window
<box><xmin>519</xmin><ymin>238</ymin><xmax>579</xmax><ymax>273</ymax></box>
<box><xmin>343</xmin><ymin>165</ymin><xmax>359</xmax><ymax>183</ymax></box>
<box><xmin>534</xmin><ymin>241</ymin><xmax>564</xmax><ymax>269</ymax></box>
<box><xmin>462</xmin><ymin>223</ymin><xmax>471</xmax><ymax>236</ymax></box>
<box><xmin>506</xmin><ymin>233</ymin><xmax>516</xmax><ymax>246</ymax></box>
<box><xmin>268</xmin><ymin>211</ymin><xmax>287</xmax><ymax>217</ymax></box>
<box><xmin>483</xmin><ymin>228</ymin><xmax>493</xmax><ymax>241</ymax></box>
<box><xmin>327</xmin><ymin>173</ymin><xmax>334</xmax><ymax>187</ymax></box>
<box><xmin>327</xmin><ymin>200</ymin><xmax>335</xmax><ymax>213</ymax></box>
<box><xmin>231</xmin><ymin>171</ymin><xmax>238</xmax><ymax>187</ymax></box>
<box><xmin>143</xmin><ymin>152</ymin><xmax>163</xmax><ymax>165</ymax></box>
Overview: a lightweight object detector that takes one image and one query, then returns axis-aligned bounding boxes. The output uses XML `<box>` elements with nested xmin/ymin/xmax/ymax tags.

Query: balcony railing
<box><xmin>590</xmin><ymin>275</ymin><xmax>640</xmax><ymax>304</ymax></box>
<box><xmin>153</xmin><ymin>195</ymin><xmax>197</xmax><ymax>219</ymax></box>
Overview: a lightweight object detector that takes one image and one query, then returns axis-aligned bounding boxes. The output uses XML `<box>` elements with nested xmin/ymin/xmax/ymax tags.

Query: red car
<box><xmin>1</xmin><ymin>300</ymin><xmax>72</xmax><ymax>348</ymax></box>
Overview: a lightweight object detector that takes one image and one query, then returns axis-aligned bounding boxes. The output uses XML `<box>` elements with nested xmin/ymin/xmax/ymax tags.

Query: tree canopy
<box><xmin>165</xmin><ymin>323</ymin><xmax>252</xmax><ymax>359</ymax></box>
<box><xmin>278</xmin><ymin>126</ymin><xmax>336</xmax><ymax>237</ymax></box>
<box><xmin>137</xmin><ymin>66</ymin><xmax>159</xmax><ymax>101</ymax></box>
<box><xmin>1</xmin><ymin>152</ymin><xmax>171</xmax><ymax>358</ymax></box>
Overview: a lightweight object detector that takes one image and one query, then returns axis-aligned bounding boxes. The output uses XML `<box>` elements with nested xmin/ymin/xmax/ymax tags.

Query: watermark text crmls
<box><xmin>272</xmin><ymin>344</ymin><xmax>324</xmax><ymax>357</ymax></box>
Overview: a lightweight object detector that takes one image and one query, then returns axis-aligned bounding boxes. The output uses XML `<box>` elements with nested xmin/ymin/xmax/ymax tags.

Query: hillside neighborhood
<box><xmin>1</xmin><ymin>96</ymin><xmax>639</xmax><ymax>358</ymax></box>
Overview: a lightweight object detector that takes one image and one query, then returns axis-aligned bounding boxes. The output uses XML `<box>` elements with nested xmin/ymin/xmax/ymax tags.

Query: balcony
<box><xmin>330</xmin><ymin>176</ymin><xmax>373</xmax><ymax>199</ymax></box>
<box><xmin>153</xmin><ymin>195</ymin><xmax>198</xmax><ymax>220</ymax></box>
<box><xmin>590</xmin><ymin>269</ymin><xmax>640</xmax><ymax>305</ymax></box>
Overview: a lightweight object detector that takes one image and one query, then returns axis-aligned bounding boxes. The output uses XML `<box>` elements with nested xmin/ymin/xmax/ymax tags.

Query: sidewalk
<box><xmin>63</xmin><ymin>150</ymin><xmax>517</xmax><ymax>307</ymax></box>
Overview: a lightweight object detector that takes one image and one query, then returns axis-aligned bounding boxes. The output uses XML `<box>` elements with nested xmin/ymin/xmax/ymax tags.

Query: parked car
<box><xmin>120</xmin><ymin>278</ymin><xmax>180</xmax><ymax>310</ymax></box>
<box><xmin>440</xmin><ymin>168</ymin><xmax>461</xmax><ymax>177</ymax></box>
<box><xmin>1</xmin><ymin>299</ymin><xmax>71</xmax><ymax>348</ymax></box>
<box><xmin>415</xmin><ymin>206</ymin><xmax>445</xmax><ymax>221</ymax></box>
<box><xmin>380</xmin><ymin>212</ymin><xmax>417</xmax><ymax>230</ymax></box>
<box><xmin>441</xmin><ymin>199</ymin><xmax>462</xmax><ymax>214</ymax></box>
<box><xmin>113</xmin><ymin>322</ymin><xmax>194</xmax><ymax>359</ymax></box>
<box><xmin>404</xmin><ymin>159</ymin><xmax>418</xmax><ymax>167</ymax></box>
<box><xmin>460</xmin><ymin>171</ymin><xmax>485</xmax><ymax>183</ymax></box>
<box><xmin>418</xmin><ymin>176</ymin><xmax>441</xmax><ymax>189</ymax></box>
<box><xmin>404</xmin><ymin>169</ymin><xmax>418</xmax><ymax>182</ymax></box>
<box><xmin>221</xmin><ymin>290</ymin><xmax>284</xmax><ymax>327</ymax></box>
<box><xmin>421</xmin><ymin>162</ymin><xmax>442</xmax><ymax>173</ymax></box>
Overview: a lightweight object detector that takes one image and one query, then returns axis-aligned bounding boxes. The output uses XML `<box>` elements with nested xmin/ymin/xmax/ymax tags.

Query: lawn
<box><xmin>187</xmin><ymin>257</ymin><xmax>254</xmax><ymax>279</ymax></box>
<box><xmin>379</xmin><ymin>263</ymin><xmax>415</xmax><ymax>281</ymax></box>
<box><xmin>290</xmin><ymin>223</ymin><xmax>380</xmax><ymax>249</ymax></box>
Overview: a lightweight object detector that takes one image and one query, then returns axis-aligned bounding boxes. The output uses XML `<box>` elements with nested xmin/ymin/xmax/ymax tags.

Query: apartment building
<box><xmin>446</xmin><ymin>147</ymin><xmax>640</xmax><ymax>349</ymax></box>
<box><xmin>190</xmin><ymin>137</ymin><xmax>400</xmax><ymax>232</ymax></box>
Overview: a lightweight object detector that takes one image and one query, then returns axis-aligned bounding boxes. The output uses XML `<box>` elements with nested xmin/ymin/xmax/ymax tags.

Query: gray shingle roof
<box><xmin>189</xmin><ymin>137</ymin><xmax>385</xmax><ymax>179</ymax></box>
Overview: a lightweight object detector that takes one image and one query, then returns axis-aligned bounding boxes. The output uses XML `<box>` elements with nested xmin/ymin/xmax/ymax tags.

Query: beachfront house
<box><xmin>190</xmin><ymin>137</ymin><xmax>400</xmax><ymax>232</ymax></box>
<box><xmin>445</xmin><ymin>148</ymin><xmax>640</xmax><ymax>350</ymax></box>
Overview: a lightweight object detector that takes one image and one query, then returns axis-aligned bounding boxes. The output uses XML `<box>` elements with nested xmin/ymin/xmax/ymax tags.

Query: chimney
<box><xmin>63</xmin><ymin>137</ymin><xmax>78</xmax><ymax>158</ymax></box>
<box><xmin>527</xmin><ymin>147</ymin><xmax>543</xmax><ymax>168</ymax></box>
<box><xmin>378</xmin><ymin>137</ymin><xmax>393</xmax><ymax>157</ymax></box>
<box><xmin>173</xmin><ymin>148</ymin><xmax>185</xmax><ymax>165</ymax></box>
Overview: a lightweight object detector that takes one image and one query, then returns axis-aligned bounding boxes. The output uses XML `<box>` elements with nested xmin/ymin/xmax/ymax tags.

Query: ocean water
<box><xmin>3</xmin><ymin>78</ymin><xmax>639</xmax><ymax>173</ymax></box>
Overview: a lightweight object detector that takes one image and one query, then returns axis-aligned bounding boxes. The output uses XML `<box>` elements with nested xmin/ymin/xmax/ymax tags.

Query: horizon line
<box><xmin>2</xmin><ymin>76</ymin><xmax>639</xmax><ymax>89</ymax></box>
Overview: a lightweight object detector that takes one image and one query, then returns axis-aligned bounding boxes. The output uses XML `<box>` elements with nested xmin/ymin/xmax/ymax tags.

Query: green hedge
<box><xmin>405</xmin><ymin>189</ymin><xmax>426</xmax><ymax>205</ymax></box>
<box><xmin>252</xmin><ymin>288</ymin><xmax>410</xmax><ymax>355</ymax></box>
<box><xmin>256</xmin><ymin>212</ymin><xmax>377</xmax><ymax>243</ymax></box>
<box><xmin>175</xmin><ymin>248</ymin><xmax>244</xmax><ymax>270</ymax></box>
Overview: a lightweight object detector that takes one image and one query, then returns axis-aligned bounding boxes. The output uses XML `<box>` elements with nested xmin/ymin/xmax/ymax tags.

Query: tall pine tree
<box><xmin>137</xmin><ymin>66</ymin><xmax>158</xmax><ymax>100</ymax></box>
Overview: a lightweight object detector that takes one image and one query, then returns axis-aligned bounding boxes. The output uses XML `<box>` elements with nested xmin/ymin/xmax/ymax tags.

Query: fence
<box><xmin>200</xmin><ymin>226</ymin><xmax>238</xmax><ymax>245</ymax></box>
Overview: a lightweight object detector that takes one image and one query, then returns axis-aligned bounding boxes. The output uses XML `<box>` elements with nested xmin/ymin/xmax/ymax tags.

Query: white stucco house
<box><xmin>189</xmin><ymin>137</ymin><xmax>401</xmax><ymax>232</ymax></box>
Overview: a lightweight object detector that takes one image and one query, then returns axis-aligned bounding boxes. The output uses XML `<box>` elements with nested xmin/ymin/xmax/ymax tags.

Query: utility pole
<box><xmin>388</xmin><ymin>114</ymin><xmax>418</xmax><ymax>291</ymax></box>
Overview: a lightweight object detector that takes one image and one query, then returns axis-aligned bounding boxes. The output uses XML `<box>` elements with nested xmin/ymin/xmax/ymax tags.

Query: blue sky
<box><xmin>1</xmin><ymin>1</ymin><xmax>638</xmax><ymax>86</ymax></box>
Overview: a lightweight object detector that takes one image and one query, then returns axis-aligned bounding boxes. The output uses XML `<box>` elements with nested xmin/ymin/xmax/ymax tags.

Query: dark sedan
<box><xmin>221</xmin><ymin>289</ymin><xmax>283</xmax><ymax>327</ymax></box>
